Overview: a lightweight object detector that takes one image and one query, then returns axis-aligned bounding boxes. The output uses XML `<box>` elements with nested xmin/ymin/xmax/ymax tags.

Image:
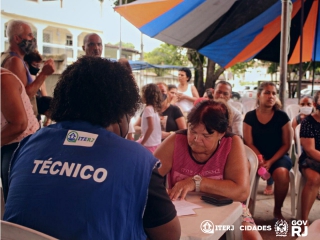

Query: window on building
<box><xmin>43</xmin><ymin>46</ymin><xmax>52</xmax><ymax>54</ymax></box>
<box><xmin>4</xmin><ymin>24</ymin><xmax>8</xmax><ymax>37</ymax></box>
<box><xmin>43</xmin><ymin>32</ymin><xmax>51</xmax><ymax>43</ymax></box>
<box><xmin>66</xmin><ymin>35</ymin><xmax>73</xmax><ymax>46</ymax></box>
<box><xmin>33</xmin><ymin>31</ymin><xmax>37</xmax><ymax>39</ymax></box>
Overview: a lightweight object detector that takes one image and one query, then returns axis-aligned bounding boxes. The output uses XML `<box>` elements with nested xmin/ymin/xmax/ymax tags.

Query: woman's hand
<box><xmin>176</xmin><ymin>93</ymin><xmax>185</xmax><ymax>102</ymax></box>
<box><xmin>263</xmin><ymin>160</ymin><xmax>272</xmax><ymax>171</ymax></box>
<box><xmin>168</xmin><ymin>177</ymin><xmax>194</xmax><ymax>200</ymax></box>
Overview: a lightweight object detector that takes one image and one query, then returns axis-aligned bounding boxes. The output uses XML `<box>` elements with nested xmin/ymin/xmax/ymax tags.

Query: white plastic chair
<box><xmin>295</xmin><ymin>124</ymin><xmax>302</xmax><ymax>159</ymax></box>
<box><xmin>285</xmin><ymin>104</ymin><xmax>300</xmax><ymax>120</ymax></box>
<box><xmin>294</xmin><ymin>124</ymin><xmax>304</xmax><ymax>220</ymax></box>
<box><xmin>242</xmin><ymin>100</ymin><xmax>256</xmax><ymax>115</ymax></box>
<box><xmin>244</xmin><ymin>145</ymin><xmax>259</xmax><ymax>214</ymax></box>
<box><xmin>293</xmin><ymin>124</ymin><xmax>302</xmax><ymax>188</ymax></box>
<box><xmin>1</xmin><ymin>220</ymin><xmax>58</xmax><ymax>240</ymax></box>
<box><xmin>249</xmin><ymin>127</ymin><xmax>296</xmax><ymax>218</ymax></box>
<box><xmin>244</xmin><ymin>145</ymin><xmax>258</xmax><ymax>209</ymax></box>
<box><xmin>229</xmin><ymin>101</ymin><xmax>243</xmax><ymax>114</ymax></box>
<box><xmin>284</xmin><ymin>98</ymin><xmax>299</xmax><ymax>107</ymax></box>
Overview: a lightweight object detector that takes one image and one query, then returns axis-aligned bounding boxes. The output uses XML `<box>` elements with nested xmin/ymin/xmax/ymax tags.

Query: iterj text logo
<box><xmin>200</xmin><ymin>220</ymin><xmax>214</xmax><ymax>234</ymax></box>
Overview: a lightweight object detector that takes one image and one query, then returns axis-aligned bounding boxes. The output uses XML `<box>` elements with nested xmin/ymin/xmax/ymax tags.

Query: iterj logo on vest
<box><xmin>67</xmin><ymin>131</ymin><xmax>78</xmax><ymax>142</ymax></box>
<box><xmin>200</xmin><ymin>220</ymin><xmax>214</xmax><ymax>234</ymax></box>
<box><xmin>63</xmin><ymin>130</ymin><xmax>98</xmax><ymax>147</ymax></box>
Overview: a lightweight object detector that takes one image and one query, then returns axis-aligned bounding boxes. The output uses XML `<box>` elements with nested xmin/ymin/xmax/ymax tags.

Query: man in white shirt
<box><xmin>213</xmin><ymin>81</ymin><xmax>243</xmax><ymax>137</ymax></box>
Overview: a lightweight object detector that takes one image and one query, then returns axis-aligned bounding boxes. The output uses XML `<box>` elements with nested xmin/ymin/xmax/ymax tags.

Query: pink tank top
<box><xmin>168</xmin><ymin>130</ymin><xmax>233</xmax><ymax>188</ymax></box>
<box><xmin>1</xmin><ymin>71</ymin><xmax>39</xmax><ymax>144</ymax></box>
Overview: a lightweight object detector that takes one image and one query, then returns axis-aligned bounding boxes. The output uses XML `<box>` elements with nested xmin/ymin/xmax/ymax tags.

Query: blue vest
<box><xmin>4</xmin><ymin>121</ymin><xmax>158</xmax><ymax>240</ymax></box>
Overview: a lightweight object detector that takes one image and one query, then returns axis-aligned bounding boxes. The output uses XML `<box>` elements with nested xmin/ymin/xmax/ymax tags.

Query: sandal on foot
<box><xmin>263</xmin><ymin>188</ymin><xmax>274</xmax><ymax>195</ymax></box>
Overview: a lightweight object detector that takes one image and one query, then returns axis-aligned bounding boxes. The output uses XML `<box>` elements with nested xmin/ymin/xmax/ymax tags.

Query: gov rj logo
<box><xmin>275</xmin><ymin>219</ymin><xmax>308</xmax><ymax>237</ymax></box>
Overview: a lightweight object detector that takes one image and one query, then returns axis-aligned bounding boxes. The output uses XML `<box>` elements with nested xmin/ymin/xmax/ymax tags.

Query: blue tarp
<box><xmin>108</xmin><ymin>58</ymin><xmax>188</xmax><ymax>71</ymax></box>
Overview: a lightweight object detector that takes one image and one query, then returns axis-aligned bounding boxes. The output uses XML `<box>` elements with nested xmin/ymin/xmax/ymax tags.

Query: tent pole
<box><xmin>311</xmin><ymin>0</ymin><xmax>320</xmax><ymax>96</ymax></box>
<box><xmin>298</xmin><ymin>0</ymin><xmax>304</xmax><ymax>100</ymax></box>
<box><xmin>312</xmin><ymin>61</ymin><xmax>316</xmax><ymax>96</ymax></box>
<box><xmin>279</xmin><ymin>0</ymin><xmax>291</xmax><ymax>108</ymax></box>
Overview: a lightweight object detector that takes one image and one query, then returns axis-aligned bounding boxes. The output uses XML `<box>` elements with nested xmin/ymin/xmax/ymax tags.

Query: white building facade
<box><xmin>1</xmin><ymin>0</ymin><xmax>140</xmax><ymax>69</ymax></box>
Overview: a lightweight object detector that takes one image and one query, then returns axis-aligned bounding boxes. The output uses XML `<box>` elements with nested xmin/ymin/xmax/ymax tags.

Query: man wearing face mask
<box><xmin>1</xmin><ymin>20</ymin><xmax>55</xmax><ymax>99</ymax></box>
<box><xmin>24</xmin><ymin>50</ymin><xmax>52</xmax><ymax>126</ymax></box>
<box><xmin>292</xmin><ymin>95</ymin><xmax>314</xmax><ymax>135</ymax></box>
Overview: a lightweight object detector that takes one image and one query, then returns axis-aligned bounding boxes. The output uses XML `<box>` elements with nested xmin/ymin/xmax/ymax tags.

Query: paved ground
<box><xmin>253</xmin><ymin>178</ymin><xmax>320</xmax><ymax>240</ymax></box>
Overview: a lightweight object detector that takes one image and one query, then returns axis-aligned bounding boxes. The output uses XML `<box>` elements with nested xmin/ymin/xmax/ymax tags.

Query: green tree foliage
<box><xmin>144</xmin><ymin>43</ymin><xmax>189</xmax><ymax>76</ymax></box>
<box><xmin>187</xmin><ymin>49</ymin><xmax>205</xmax><ymax>95</ymax></box>
<box><xmin>230</xmin><ymin>60</ymin><xmax>255</xmax><ymax>75</ymax></box>
<box><xmin>114</xmin><ymin>41</ymin><xmax>135</xmax><ymax>49</ymax></box>
<box><xmin>186</xmin><ymin>50</ymin><xmax>226</xmax><ymax>96</ymax></box>
<box><xmin>145</xmin><ymin>43</ymin><xmax>188</xmax><ymax>65</ymax></box>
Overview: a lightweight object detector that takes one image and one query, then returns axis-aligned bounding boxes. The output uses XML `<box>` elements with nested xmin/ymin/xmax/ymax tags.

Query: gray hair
<box><xmin>6</xmin><ymin>20</ymin><xmax>30</xmax><ymax>41</ymax></box>
<box><xmin>83</xmin><ymin>33</ymin><xmax>101</xmax><ymax>45</ymax></box>
<box><xmin>215</xmin><ymin>80</ymin><xmax>233</xmax><ymax>91</ymax></box>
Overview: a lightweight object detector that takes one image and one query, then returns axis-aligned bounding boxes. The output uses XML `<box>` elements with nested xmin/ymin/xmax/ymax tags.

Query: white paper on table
<box><xmin>173</xmin><ymin>199</ymin><xmax>203</xmax><ymax>216</ymax></box>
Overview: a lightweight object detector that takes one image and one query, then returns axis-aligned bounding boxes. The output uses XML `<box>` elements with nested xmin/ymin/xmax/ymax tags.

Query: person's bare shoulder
<box><xmin>3</xmin><ymin>56</ymin><xmax>27</xmax><ymax>85</ymax></box>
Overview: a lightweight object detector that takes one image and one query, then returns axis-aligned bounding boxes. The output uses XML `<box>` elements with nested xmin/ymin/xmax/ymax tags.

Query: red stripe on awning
<box><xmin>115</xmin><ymin>0</ymin><xmax>183</xmax><ymax>28</ymax></box>
<box><xmin>225</xmin><ymin>0</ymin><xmax>302</xmax><ymax>68</ymax></box>
<box><xmin>289</xmin><ymin>0</ymin><xmax>318</xmax><ymax>63</ymax></box>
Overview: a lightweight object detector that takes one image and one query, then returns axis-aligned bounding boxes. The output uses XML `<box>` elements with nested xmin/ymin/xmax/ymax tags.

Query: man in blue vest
<box><xmin>4</xmin><ymin>56</ymin><xmax>181</xmax><ymax>240</ymax></box>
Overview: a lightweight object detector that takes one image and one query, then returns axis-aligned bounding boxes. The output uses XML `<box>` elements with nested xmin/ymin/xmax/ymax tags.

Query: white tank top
<box><xmin>1</xmin><ymin>71</ymin><xmax>39</xmax><ymax>144</ymax></box>
<box><xmin>176</xmin><ymin>84</ymin><xmax>194</xmax><ymax>113</ymax></box>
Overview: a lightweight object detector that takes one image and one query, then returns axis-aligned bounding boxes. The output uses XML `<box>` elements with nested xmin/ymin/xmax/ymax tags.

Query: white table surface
<box><xmin>178</xmin><ymin>192</ymin><xmax>243</xmax><ymax>240</ymax></box>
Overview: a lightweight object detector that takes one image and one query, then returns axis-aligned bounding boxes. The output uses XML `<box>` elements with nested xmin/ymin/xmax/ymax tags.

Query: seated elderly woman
<box><xmin>154</xmin><ymin>100</ymin><xmax>262</xmax><ymax>240</ymax></box>
<box><xmin>3</xmin><ymin>56</ymin><xmax>180</xmax><ymax>240</ymax></box>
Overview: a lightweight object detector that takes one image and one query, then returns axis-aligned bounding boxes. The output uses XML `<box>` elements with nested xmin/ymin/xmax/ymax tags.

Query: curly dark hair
<box><xmin>24</xmin><ymin>50</ymin><xmax>42</xmax><ymax>65</ymax></box>
<box><xmin>50</xmin><ymin>56</ymin><xmax>141</xmax><ymax>127</ymax></box>
<box><xmin>141</xmin><ymin>83</ymin><xmax>162</xmax><ymax>113</ymax></box>
<box><xmin>178</xmin><ymin>67</ymin><xmax>192</xmax><ymax>82</ymax></box>
<box><xmin>187</xmin><ymin>100</ymin><xmax>229</xmax><ymax>134</ymax></box>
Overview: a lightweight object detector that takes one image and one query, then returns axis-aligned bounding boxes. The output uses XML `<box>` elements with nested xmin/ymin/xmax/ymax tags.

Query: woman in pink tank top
<box><xmin>154</xmin><ymin>100</ymin><xmax>262</xmax><ymax>240</ymax></box>
<box><xmin>1</xmin><ymin>67</ymin><xmax>39</xmax><ymax>202</ymax></box>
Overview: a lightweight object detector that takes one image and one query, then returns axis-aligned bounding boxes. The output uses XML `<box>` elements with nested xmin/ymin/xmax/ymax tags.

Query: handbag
<box><xmin>303</xmin><ymin>157</ymin><xmax>320</xmax><ymax>173</ymax></box>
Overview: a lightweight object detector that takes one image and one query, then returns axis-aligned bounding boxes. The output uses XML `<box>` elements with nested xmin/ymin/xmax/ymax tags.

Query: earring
<box><xmin>218</xmin><ymin>138</ymin><xmax>221</xmax><ymax>145</ymax></box>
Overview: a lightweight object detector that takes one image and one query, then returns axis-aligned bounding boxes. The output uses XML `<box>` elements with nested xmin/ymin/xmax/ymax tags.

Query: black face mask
<box><xmin>18</xmin><ymin>38</ymin><xmax>37</xmax><ymax>54</ymax></box>
<box><xmin>316</xmin><ymin>104</ymin><xmax>320</xmax><ymax>111</ymax></box>
<box><xmin>29</xmin><ymin>65</ymin><xmax>40</xmax><ymax>75</ymax></box>
<box><xmin>118</xmin><ymin>114</ymin><xmax>130</xmax><ymax>138</ymax></box>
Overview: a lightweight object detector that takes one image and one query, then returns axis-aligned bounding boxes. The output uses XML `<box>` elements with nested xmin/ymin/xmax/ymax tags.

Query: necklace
<box><xmin>190</xmin><ymin>140</ymin><xmax>221</xmax><ymax>163</ymax></box>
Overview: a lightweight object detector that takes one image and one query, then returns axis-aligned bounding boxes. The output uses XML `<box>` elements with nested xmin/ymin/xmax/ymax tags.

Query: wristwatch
<box><xmin>192</xmin><ymin>175</ymin><xmax>202</xmax><ymax>192</ymax></box>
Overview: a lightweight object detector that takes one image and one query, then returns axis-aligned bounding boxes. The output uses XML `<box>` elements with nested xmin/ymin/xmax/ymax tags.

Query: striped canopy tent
<box><xmin>115</xmin><ymin>0</ymin><xmax>320</xmax><ymax>68</ymax></box>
